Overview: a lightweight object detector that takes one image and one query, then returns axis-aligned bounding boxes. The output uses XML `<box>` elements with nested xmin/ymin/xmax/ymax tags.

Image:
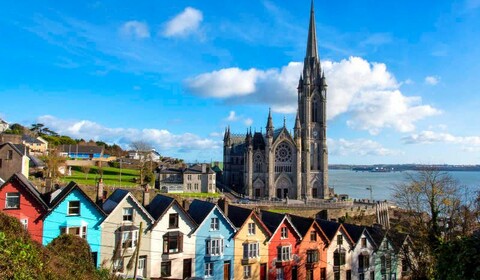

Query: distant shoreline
<box><xmin>329</xmin><ymin>164</ymin><xmax>480</xmax><ymax>172</ymax></box>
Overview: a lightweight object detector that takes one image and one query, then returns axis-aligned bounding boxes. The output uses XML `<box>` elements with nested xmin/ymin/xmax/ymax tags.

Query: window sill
<box><xmin>3</xmin><ymin>207</ymin><xmax>20</xmax><ymax>210</ymax></box>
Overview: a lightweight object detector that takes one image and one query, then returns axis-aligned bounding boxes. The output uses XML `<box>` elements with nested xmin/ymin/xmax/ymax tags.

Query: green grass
<box><xmin>267</xmin><ymin>208</ymin><xmax>291</xmax><ymax>214</ymax></box>
<box><xmin>172</xmin><ymin>192</ymin><xmax>221</xmax><ymax>198</ymax></box>
<box><xmin>60</xmin><ymin>165</ymin><xmax>140</xmax><ymax>187</ymax></box>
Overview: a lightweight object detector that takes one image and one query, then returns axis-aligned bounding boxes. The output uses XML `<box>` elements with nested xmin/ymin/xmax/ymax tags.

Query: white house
<box><xmin>0</xmin><ymin>119</ymin><xmax>9</xmax><ymax>133</ymax></box>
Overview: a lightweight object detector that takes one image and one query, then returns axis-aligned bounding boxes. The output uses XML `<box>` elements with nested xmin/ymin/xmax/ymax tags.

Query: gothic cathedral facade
<box><xmin>223</xmin><ymin>3</ymin><xmax>329</xmax><ymax>200</ymax></box>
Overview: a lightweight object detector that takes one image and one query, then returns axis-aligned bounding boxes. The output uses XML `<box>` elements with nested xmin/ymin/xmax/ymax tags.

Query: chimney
<box><xmin>96</xmin><ymin>178</ymin><xmax>104</xmax><ymax>206</ymax></box>
<box><xmin>45</xmin><ymin>178</ymin><xmax>53</xmax><ymax>193</ymax></box>
<box><xmin>218</xmin><ymin>198</ymin><xmax>229</xmax><ymax>217</ymax></box>
<box><xmin>182</xmin><ymin>199</ymin><xmax>191</xmax><ymax>211</ymax></box>
<box><xmin>202</xmin><ymin>164</ymin><xmax>207</xmax><ymax>174</ymax></box>
<box><xmin>142</xmin><ymin>184</ymin><xmax>150</xmax><ymax>207</ymax></box>
<box><xmin>255</xmin><ymin>207</ymin><xmax>262</xmax><ymax>221</ymax></box>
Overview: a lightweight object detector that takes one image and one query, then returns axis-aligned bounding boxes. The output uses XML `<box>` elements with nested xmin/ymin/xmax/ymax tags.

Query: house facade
<box><xmin>221</xmin><ymin>203</ymin><xmax>271</xmax><ymax>280</ymax></box>
<box><xmin>261</xmin><ymin>211</ymin><xmax>302</xmax><ymax>280</ymax></box>
<box><xmin>0</xmin><ymin>173</ymin><xmax>49</xmax><ymax>243</ymax></box>
<box><xmin>156</xmin><ymin>164</ymin><xmax>216</xmax><ymax>194</ymax></box>
<box><xmin>43</xmin><ymin>182</ymin><xmax>105</xmax><ymax>267</ymax></box>
<box><xmin>59</xmin><ymin>144</ymin><xmax>106</xmax><ymax>159</ymax></box>
<box><xmin>148</xmin><ymin>195</ymin><xmax>197</xmax><ymax>279</ymax></box>
<box><xmin>100</xmin><ymin>189</ymin><xmax>154</xmax><ymax>278</ymax></box>
<box><xmin>0</xmin><ymin>142</ymin><xmax>30</xmax><ymax>180</ymax></box>
<box><xmin>188</xmin><ymin>199</ymin><xmax>236</xmax><ymax>280</ymax></box>
<box><xmin>290</xmin><ymin>215</ymin><xmax>329</xmax><ymax>280</ymax></box>
<box><xmin>0</xmin><ymin>119</ymin><xmax>9</xmax><ymax>133</ymax></box>
<box><xmin>344</xmin><ymin>225</ymin><xmax>377</xmax><ymax>280</ymax></box>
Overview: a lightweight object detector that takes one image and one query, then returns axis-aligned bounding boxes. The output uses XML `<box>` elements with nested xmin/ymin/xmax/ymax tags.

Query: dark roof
<box><xmin>184</xmin><ymin>164</ymin><xmax>215</xmax><ymax>174</ymax></box>
<box><xmin>21</xmin><ymin>134</ymin><xmax>43</xmax><ymax>144</ymax></box>
<box><xmin>289</xmin><ymin>214</ymin><xmax>314</xmax><ymax>237</ymax></box>
<box><xmin>0</xmin><ymin>142</ymin><xmax>25</xmax><ymax>156</ymax></box>
<box><xmin>0</xmin><ymin>173</ymin><xmax>49</xmax><ymax>210</ymax></box>
<box><xmin>342</xmin><ymin>223</ymin><xmax>365</xmax><ymax>243</ymax></box>
<box><xmin>13</xmin><ymin>144</ymin><xmax>28</xmax><ymax>155</ymax></box>
<box><xmin>102</xmin><ymin>189</ymin><xmax>130</xmax><ymax>214</ymax></box>
<box><xmin>157</xmin><ymin>167</ymin><xmax>183</xmax><ymax>174</ymax></box>
<box><xmin>273</xmin><ymin>127</ymin><xmax>293</xmax><ymax>142</ymax></box>
<box><xmin>387</xmin><ymin>230</ymin><xmax>409</xmax><ymax>252</ymax></box>
<box><xmin>366</xmin><ymin>226</ymin><xmax>386</xmax><ymax>248</ymax></box>
<box><xmin>59</xmin><ymin>144</ymin><xmax>104</xmax><ymax>154</ymax></box>
<box><xmin>211</xmin><ymin>165</ymin><xmax>222</xmax><ymax>173</ymax></box>
<box><xmin>187</xmin><ymin>199</ymin><xmax>216</xmax><ymax>225</ymax></box>
<box><xmin>28</xmin><ymin>155</ymin><xmax>45</xmax><ymax>167</ymax></box>
<box><xmin>46</xmin><ymin>181</ymin><xmax>106</xmax><ymax>217</ymax></box>
<box><xmin>227</xmin><ymin>205</ymin><xmax>253</xmax><ymax>228</ymax></box>
<box><xmin>252</xmin><ymin>132</ymin><xmax>265</xmax><ymax>150</ymax></box>
<box><xmin>316</xmin><ymin>219</ymin><xmax>341</xmax><ymax>240</ymax></box>
<box><xmin>260</xmin><ymin>210</ymin><xmax>286</xmax><ymax>234</ymax></box>
<box><xmin>147</xmin><ymin>194</ymin><xmax>175</xmax><ymax>220</ymax></box>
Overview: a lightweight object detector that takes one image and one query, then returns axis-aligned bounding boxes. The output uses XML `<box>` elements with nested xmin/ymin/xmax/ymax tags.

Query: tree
<box><xmin>43</xmin><ymin>147</ymin><xmax>66</xmax><ymax>183</ymax></box>
<box><xmin>130</xmin><ymin>140</ymin><xmax>154</xmax><ymax>185</ymax></box>
<box><xmin>392</xmin><ymin>169</ymin><xmax>470</xmax><ymax>279</ymax></box>
<box><xmin>81</xmin><ymin>165</ymin><xmax>91</xmax><ymax>180</ymax></box>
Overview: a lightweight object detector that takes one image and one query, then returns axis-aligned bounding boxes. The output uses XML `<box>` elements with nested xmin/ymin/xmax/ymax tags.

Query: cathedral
<box><xmin>223</xmin><ymin>2</ymin><xmax>330</xmax><ymax>200</ymax></box>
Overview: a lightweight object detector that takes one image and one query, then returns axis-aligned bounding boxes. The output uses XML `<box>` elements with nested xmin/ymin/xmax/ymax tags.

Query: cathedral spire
<box><xmin>266</xmin><ymin>108</ymin><xmax>274</xmax><ymax>138</ymax></box>
<box><xmin>306</xmin><ymin>0</ymin><xmax>318</xmax><ymax>61</ymax></box>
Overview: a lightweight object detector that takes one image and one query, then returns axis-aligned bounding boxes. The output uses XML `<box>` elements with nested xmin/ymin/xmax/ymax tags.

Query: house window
<box><xmin>337</xmin><ymin>234</ymin><xmax>343</xmax><ymax>245</ymax></box>
<box><xmin>306</xmin><ymin>250</ymin><xmax>319</xmax><ymax>263</ymax></box>
<box><xmin>359</xmin><ymin>254</ymin><xmax>370</xmax><ymax>270</ymax></box>
<box><xmin>276</xmin><ymin>267</ymin><xmax>285</xmax><ymax>280</ymax></box>
<box><xmin>163</xmin><ymin>232</ymin><xmax>183</xmax><ymax>254</ymax></box>
<box><xmin>113</xmin><ymin>258</ymin><xmax>124</xmax><ymax>272</ymax></box>
<box><xmin>243</xmin><ymin>242</ymin><xmax>259</xmax><ymax>259</ymax></box>
<box><xmin>121</xmin><ymin>230</ymin><xmax>138</xmax><ymax>249</ymax></box>
<box><xmin>169</xmin><ymin>213</ymin><xmax>179</xmax><ymax>228</ymax></box>
<box><xmin>370</xmin><ymin>271</ymin><xmax>375</xmax><ymax>280</ymax></box>
<box><xmin>5</xmin><ymin>192</ymin><xmax>20</xmax><ymax>209</ymax></box>
<box><xmin>123</xmin><ymin>207</ymin><xmax>133</xmax><ymax>221</ymax></box>
<box><xmin>310</xmin><ymin>230</ymin><xmax>316</xmax><ymax>241</ymax></box>
<box><xmin>402</xmin><ymin>259</ymin><xmax>409</xmax><ymax>273</ymax></box>
<box><xmin>384</xmin><ymin>242</ymin><xmax>388</xmax><ymax>250</ymax></box>
<box><xmin>198</xmin><ymin>175</ymin><xmax>201</xmax><ymax>180</ymax></box>
<box><xmin>321</xmin><ymin>268</ymin><xmax>326</xmax><ymax>280</ymax></box>
<box><xmin>187</xmin><ymin>183</ymin><xmax>192</xmax><ymax>190</ymax></box>
<box><xmin>161</xmin><ymin>261</ymin><xmax>171</xmax><ymax>277</ymax></box>
<box><xmin>194</xmin><ymin>183</ymin><xmax>199</xmax><ymax>190</ymax></box>
<box><xmin>205</xmin><ymin>262</ymin><xmax>213</xmax><ymax>277</ymax></box>
<box><xmin>281</xmin><ymin>227</ymin><xmax>288</xmax><ymax>239</ymax></box>
<box><xmin>187</xmin><ymin>175</ymin><xmax>192</xmax><ymax>180</ymax></box>
<box><xmin>333</xmin><ymin>250</ymin><xmax>346</xmax><ymax>266</ymax></box>
<box><xmin>68</xmin><ymin>201</ymin><xmax>80</xmax><ymax>215</ymax></box>
<box><xmin>20</xmin><ymin>219</ymin><xmax>28</xmax><ymax>230</ymax></box>
<box><xmin>346</xmin><ymin>270</ymin><xmax>352</xmax><ymax>280</ymax></box>
<box><xmin>7</xmin><ymin>150</ymin><xmax>13</xmax><ymax>160</ymax></box>
<box><xmin>361</xmin><ymin>237</ymin><xmax>367</xmax><ymax>248</ymax></box>
<box><xmin>244</xmin><ymin>265</ymin><xmax>252</xmax><ymax>279</ymax></box>
<box><xmin>61</xmin><ymin>226</ymin><xmax>87</xmax><ymax>239</ymax></box>
<box><xmin>248</xmin><ymin>222</ymin><xmax>256</xmax><ymax>235</ymax></box>
<box><xmin>334</xmin><ymin>271</ymin><xmax>340</xmax><ymax>280</ymax></box>
<box><xmin>277</xmin><ymin>246</ymin><xmax>291</xmax><ymax>262</ymax></box>
<box><xmin>206</xmin><ymin>238</ymin><xmax>224</xmax><ymax>256</ymax></box>
<box><xmin>210</xmin><ymin>217</ymin><xmax>219</xmax><ymax>230</ymax></box>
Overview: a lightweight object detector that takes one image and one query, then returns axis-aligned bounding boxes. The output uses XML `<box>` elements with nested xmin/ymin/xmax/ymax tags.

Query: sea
<box><xmin>329</xmin><ymin>169</ymin><xmax>480</xmax><ymax>201</ymax></box>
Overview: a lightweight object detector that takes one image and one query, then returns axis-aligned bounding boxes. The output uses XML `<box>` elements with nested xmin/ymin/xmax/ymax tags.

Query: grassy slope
<box><xmin>60</xmin><ymin>166</ymin><xmax>139</xmax><ymax>187</ymax></box>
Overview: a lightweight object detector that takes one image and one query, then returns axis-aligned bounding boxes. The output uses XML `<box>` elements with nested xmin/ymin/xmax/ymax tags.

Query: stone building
<box><xmin>223</xmin><ymin>3</ymin><xmax>329</xmax><ymax>199</ymax></box>
<box><xmin>155</xmin><ymin>163</ymin><xmax>216</xmax><ymax>193</ymax></box>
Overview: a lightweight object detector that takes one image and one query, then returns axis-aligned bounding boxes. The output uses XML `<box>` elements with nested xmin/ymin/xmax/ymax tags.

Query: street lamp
<box><xmin>366</xmin><ymin>186</ymin><xmax>373</xmax><ymax>201</ymax></box>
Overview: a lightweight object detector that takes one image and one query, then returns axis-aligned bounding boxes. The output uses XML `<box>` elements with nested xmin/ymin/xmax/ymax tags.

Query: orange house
<box><xmin>290</xmin><ymin>215</ymin><xmax>330</xmax><ymax>280</ymax></box>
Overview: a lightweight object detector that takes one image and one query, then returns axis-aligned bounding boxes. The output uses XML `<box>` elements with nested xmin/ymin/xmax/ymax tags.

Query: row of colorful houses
<box><xmin>0</xmin><ymin>172</ymin><xmax>412</xmax><ymax>280</ymax></box>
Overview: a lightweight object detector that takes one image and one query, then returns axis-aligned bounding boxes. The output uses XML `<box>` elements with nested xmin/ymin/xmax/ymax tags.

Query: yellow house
<box><xmin>219</xmin><ymin>200</ymin><xmax>271</xmax><ymax>280</ymax></box>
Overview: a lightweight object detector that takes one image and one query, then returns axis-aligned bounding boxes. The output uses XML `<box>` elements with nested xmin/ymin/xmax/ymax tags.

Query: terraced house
<box><xmin>343</xmin><ymin>223</ymin><xmax>377</xmax><ymax>280</ymax></box>
<box><xmin>220</xmin><ymin>201</ymin><xmax>271</xmax><ymax>280</ymax></box>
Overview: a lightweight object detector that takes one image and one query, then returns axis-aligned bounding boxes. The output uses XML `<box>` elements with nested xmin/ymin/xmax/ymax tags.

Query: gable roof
<box><xmin>342</xmin><ymin>223</ymin><xmax>366</xmax><ymax>244</ymax></box>
<box><xmin>0</xmin><ymin>142</ymin><xmax>26</xmax><ymax>156</ymax></box>
<box><xmin>366</xmin><ymin>226</ymin><xmax>386</xmax><ymax>248</ymax></box>
<box><xmin>289</xmin><ymin>214</ymin><xmax>329</xmax><ymax>243</ymax></box>
<box><xmin>387</xmin><ymin>230</ymin><xmax>409</xmax><ymax>253</ymax></box>
<box><xmin>102</xmin><ymin>189</ymin><xmax>154</xmax><ymax>223</ymax></box>
<box><xmin>227</xmin><ymin>205</ymin><xmax>271</xmax><ymax>238</ymax></box>
<box><xmin>316</xmin><ymin>219</ymin><xmax>355</xmax><ymax>246</ymax></box>
<box><xmin>0</xmin><ymin>173</ymin><xmax>49</xmax><ymax>210</ymax></box>
<box><xmin>45</xmin><ymin>181</ymin><xmax>106</xmax><ymax>218</ymax></box>
<box><xmin>260</xmin><ymin>210</ymin><xmax>302</xmax><ymax>241</ymax></box>
<box><xmin>147</xmin><ymin>194</ymin><xmax>196</xmax><ymax>228</ymax></box>
<box><xmin>187</xmin><ymin>199</ymin><xmax>236</xmax><ymax>233</ymax></box>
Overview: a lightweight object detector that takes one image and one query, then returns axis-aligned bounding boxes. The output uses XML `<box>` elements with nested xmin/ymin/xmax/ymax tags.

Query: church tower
<box><xmin>298</xmin><ymin>0</ymin><xmax>329</xmax><ymax>198</ymax></box>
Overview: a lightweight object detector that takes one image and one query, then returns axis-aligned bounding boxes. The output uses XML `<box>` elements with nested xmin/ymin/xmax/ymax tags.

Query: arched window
<box><xmin>312</xmin><ymin>97</ymin><xmax>318</xmax><ymax>122</ymax></box>
<box><xmin>254</xmin><ymin>153</ymin><xmax>263</xmax><ymax>173</ymax></box>
<box><xmin>275</xmin><ymin>143</ymin><xmax>293</xmax><ymax>173</ymax></box>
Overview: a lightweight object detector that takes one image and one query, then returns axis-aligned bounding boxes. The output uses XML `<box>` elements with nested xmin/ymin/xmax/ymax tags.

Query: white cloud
<box><xmin>187</xmin><ymin>56</ymin><xmax>440</xmax><ymax>134</ymax></box>
<box><xmin>328</xmin><ymin>138</ymin><xmax>400</xmax><ymax>157</ymax></box>
<box><xmin>37</xmin><ymin>115</ymin><xmax>221</xmax><ymax>154</ymax></box>
<box><xmin>402</xmin><ymin>130</ymin><xmax>480</xmax><ymax>147</ymax></box>
<box><xmin>120</xmin><ymin>21</ymin><xmax>150</xmax><ymax>39</ymax></box>
<box><xmin>163</xmin><ymin>7</ymin><xmax>203</xmax><ymax>37</ymax></box>
<box><xmin>244</xmin><ymin>118</ymin><xmax>253</xmax><ymax>126</ymax></box>
<box><xmin>225</xmin><ymin>111</ymin><xmax>238</xmax><ymax>121</ymax></box>
<box><xmin>425</xmin><ymin>76</ymin><xmax>440</xmax><ymax>85</ymax></box>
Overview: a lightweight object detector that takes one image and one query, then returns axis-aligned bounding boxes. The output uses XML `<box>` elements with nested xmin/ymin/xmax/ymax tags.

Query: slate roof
<box><xmin>157</xmin><ymin>167</ymin><xmax>183</xmax><ymax>174</ymax></box>
<box><xmin>13</xmin><ymin>144</ymin><xmax>28</xmax><ymax>155</ymax></box>
<box><xmin>59</xmin><ymin>144</ymin><xmax>104</xmax><ymax>154</ymax></box>
<box><xmin>21</xmin><ymin>134</ymin><xmax>44</xmax><ymax>144</ymax></box>
<box><xmin>289</xmin><ymin>214</ymin><xmax>314</xmax><ymax>238</ymax></box>
<box><xmin>260</xmin><ymin>210</ymin><xmax>286</xmax><ymax>234</ymax></box>
<box><xmin>187</xmin><ymin>199</ymin><xmax>216</xmax><ymax>225</ymax></box>
<box><xmin>0</xmin><ymin>142</ymin><xmax>25</xmax><ymax>156</ymax></box>
<box><xmin>316</xmin><ymin>219</ymin><xmax>341</xmax><ymax>240</ymax></box>
<box><xmin>46</xmin><ymin>181</ymin><xmax>106</xmax><ymax>217</ymax></box>
<box><xmin>0</xmin><ymin>173</ymin><xmax>49</xmax><ymax>210</ymax></box>
<box><xmin>366</xmin><ymin>226</ymin><xmax>386</xmax><ymax>248</ymax></box>
<box><xmin>342</xmin><ymin>223</ymin><xmax>365</xmax><ymax>243</ymax></box>
<box><xmin>102</xmin><ymin>189</ymin><xmax>130</xmax><ymax>214</ymax></box>
<box><xmin>184</xmin><ymin>164</ymin><xmax>215</xmax><ymax>174</ymax></box>
<box><xmin>252</xmin><ymin>132</ymin><xmax>265</xmax><ymax>150</ymax></box>
<box><xmin>147</xmin><ymin>194</ymin><xmax>176</xmax><ymax>220</ymax></box>
<box><xmin>387</xmin><ymin>230</ymin><xmax>409</xmax><ymax>253</ymax></box>
<box><xmin>227</xmin><ymin>205</ymin><xmax>253</xmax><ymax>228</ymax></box>
<box><xmin>29</xmin><ymin>155</ymin><xmax>45</xmax><ymax>167</ymax></box>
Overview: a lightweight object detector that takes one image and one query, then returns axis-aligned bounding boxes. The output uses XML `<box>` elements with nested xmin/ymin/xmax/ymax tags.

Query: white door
<box><xmin>137</xmin><ymin>256</ymin><xmax>146</xmax><ymax>277</ymax></box>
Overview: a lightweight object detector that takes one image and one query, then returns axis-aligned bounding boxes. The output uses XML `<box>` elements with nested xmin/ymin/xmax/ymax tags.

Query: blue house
<box><xmin>187</xmin><ymin>199</ymin><xmax>236</xmax><ymax>280</ymax></box>
<box><xmin>43</xmin><ymin>181</ymin><xmax>106</xmax><ymax>267</ymax></box>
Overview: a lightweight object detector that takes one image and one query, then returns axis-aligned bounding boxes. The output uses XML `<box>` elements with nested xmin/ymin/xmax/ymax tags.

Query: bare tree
<box><xmin>130</xmin><ymin>141</ymin><xmax>154</xmax><ymax>185</ymax></box>
<box><xmin>43</xmin><ymin>147</ymin><xmax>66</xmax><ymax>183</ymax></box>
<box><xmin>81</xmin><ymin>165</ymin><xmax>91</xmax><ymax>180</ymax></box>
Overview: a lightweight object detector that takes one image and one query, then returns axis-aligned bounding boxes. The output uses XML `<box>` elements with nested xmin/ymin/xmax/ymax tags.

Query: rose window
<box><xmin>275</xmin><ymin>143</ymin><xmax>292</xmax><ymax>163</ymax></box>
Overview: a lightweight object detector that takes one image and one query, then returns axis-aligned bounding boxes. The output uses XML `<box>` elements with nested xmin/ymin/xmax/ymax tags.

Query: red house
<box><xmin>0</xmin><ymin>173</ymin><xmax>49</xmax><ymax>243</ymax></box>
<box><xmin>260</xmin><ymin>210</ymin><xmax>302</xmax><ymax>280</ymax></box>
<box><xmin>290</xmin><ymin>215</ymin><xmax>330</xmax><ymax>280</ymax></box>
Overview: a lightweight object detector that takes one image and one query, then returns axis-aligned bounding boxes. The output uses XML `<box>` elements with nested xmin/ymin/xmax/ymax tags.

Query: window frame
<box><xmin>205</xmin><ymin>262</ymin><xmax>213</xmax><ymax>277</ymax></box>
<box><xmin>206</xmin><ymin>238</ymin><xmax>224</xmax><ymax>256</ymax></box>
<box><xmin>163</xmin><ymin>232</ymin><xmax>183</xmax><ymax>254</ymax></box>
<box><xmin>277</xmin><ymin>245</ymin><xmax>291</xmax><ymax>262</ymax></box>
<box><xmin>337</xmin><ymin>234</ymin><xmax>343</xmax><ymax>245</ymax></box>
<box><xmin>122</xmin><ymin>207</ymin><xmax>133</xmax><ymax>222</ymax></box>
<box><xmin>306</xmin><ymin>249</ymin><xmax>319</xmax><ymax>263</ymax></box>
<box><xmin>5</xmin><ymin>192</ymin><xmax>20</xmax><ymax>209</ymax></box>
<box><xmin>243</xmin><ymin>242</ymin><xmax>259</xmax><ymax>259</ymax></box>
<box><xmin>310</xmin><ymin>230</ymin><xmax>317</xmax><ymax>241</ymax></box>
<box><xmin>67</xmin><ymin>200</ymin><xmax>81</xmax><ymax>215</ymax></box>
<box><xmin>244</xmin><ymin>265</ymin><xmax>252</xmax><ymax>279</ymax></box>
<box><xmin>121</xmin><ymin>230</ymin><xmax>138</xmax><ymax>249</ymax></box>
<box><xmin>61</xmin><ymin>225</ymin><xmax>88</xmax><ymax>239</ymax></box>
<box><xmin>248</xmin><ymin>222</ymin><xmax>256</xmax><ymax>235</ymax></box>
<box><xmin>280</xmin><ymin>227</ymin><xmax>288</xmax><ymax>239</ymax></box>
<box><xmin>168</xmin><ymin>213</ymin><xmax>179</xmax><ymax>228</ymax></box>
<box><xmin>210</xmin><ymin>217</ymin><xmax>219</xmax><ymax>231</ymax></box>
<box><xmin>161</xmin><ymin>261</ymin><xmax>172</xmax><ymax>277</ymax></box>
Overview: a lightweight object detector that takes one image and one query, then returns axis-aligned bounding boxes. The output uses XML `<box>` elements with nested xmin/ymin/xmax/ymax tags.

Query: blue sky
<box><xmin>1</xmin><ymin>0</ymin><xmax>480</xmax><ymax>164</ymax></box>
